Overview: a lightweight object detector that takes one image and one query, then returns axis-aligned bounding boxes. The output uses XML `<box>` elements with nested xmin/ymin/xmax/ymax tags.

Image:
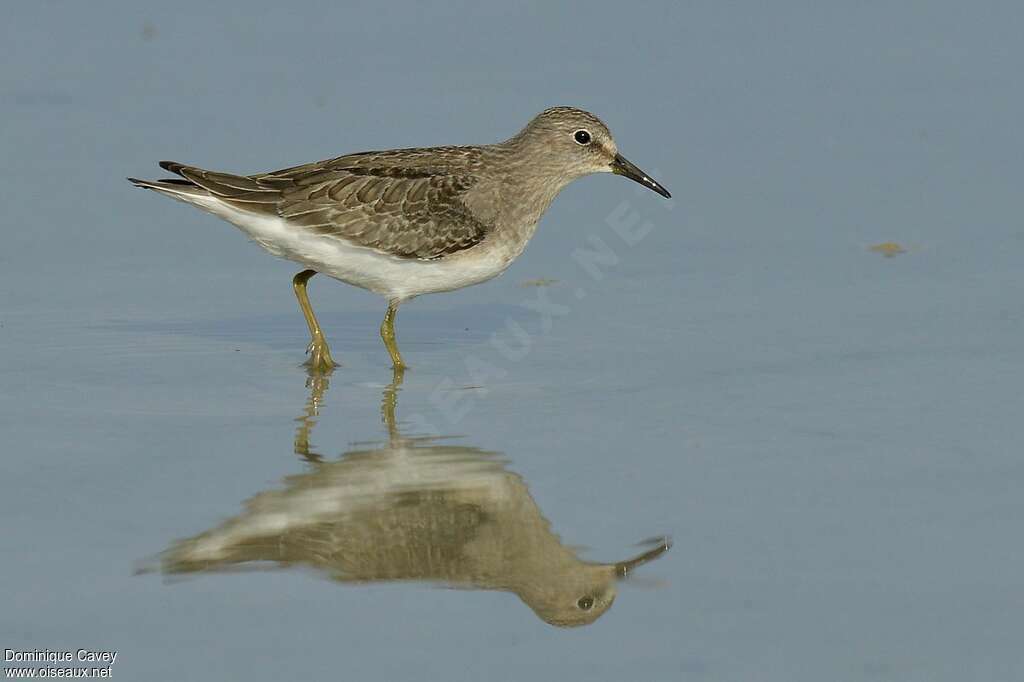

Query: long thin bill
<box><xmin>611</xmin><ymin>153</ymin><xmax>671</xmax><ymax>198</ymax></box>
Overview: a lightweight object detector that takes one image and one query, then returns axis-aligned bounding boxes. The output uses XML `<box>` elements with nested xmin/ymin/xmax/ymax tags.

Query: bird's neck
<box><xmin>493</xmin><ymin>142</ymin><xmax>578</xmax><ymax>227</ymax></box>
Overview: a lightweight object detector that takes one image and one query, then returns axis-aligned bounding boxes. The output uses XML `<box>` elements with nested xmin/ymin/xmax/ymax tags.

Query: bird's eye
<box><xmin>577</xmin><ymin>596</ymin><xmax>594</xmax><ymax>610</ymax></box>
<box><xmin>573</xmin><ymin>129</ymin><xmax>592</xmax><ymax>145</ymax></box>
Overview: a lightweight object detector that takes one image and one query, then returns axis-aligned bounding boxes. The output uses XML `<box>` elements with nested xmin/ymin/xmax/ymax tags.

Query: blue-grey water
<box><xmin>2</xmin><ymin>2</ymin><xmax>1023</xmax><ymax>680</ymax></box>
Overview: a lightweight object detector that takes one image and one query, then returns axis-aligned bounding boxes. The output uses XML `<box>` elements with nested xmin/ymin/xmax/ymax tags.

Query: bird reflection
<box><xmin>158</xmin><ymin>368</ymin><xmax>670</xmax><ymax>627</ymax></box>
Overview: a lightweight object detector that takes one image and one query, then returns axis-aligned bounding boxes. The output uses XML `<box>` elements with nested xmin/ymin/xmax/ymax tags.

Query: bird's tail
<box><xmin>127</xmin><ymin>161</ymin><xmax>210</xmax><ymax>200</ymax></box>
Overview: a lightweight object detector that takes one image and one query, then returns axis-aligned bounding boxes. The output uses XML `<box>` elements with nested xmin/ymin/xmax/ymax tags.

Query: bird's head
<box><xmin>518</xmin><ymin>572</ymin><xmax>620</xmax><ymax>628</ymax></box>
<box><xmin>513</xmin><ymin>107</ymin><xmax>671</xmax><ymax>198</ymax></box>
<box><xmin>516</xmin><ymin>537</ymin><xmax>672</xmax><ymax>627</ymax></box>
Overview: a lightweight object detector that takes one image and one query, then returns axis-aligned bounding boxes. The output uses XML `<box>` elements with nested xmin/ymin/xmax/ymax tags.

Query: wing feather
<box><xmin>158</xmin><ymin>146</ymin><xmax>491</xmax><ymax>260</ymax></box>
<box><xmin>269</xmin><ymin>160</ymin><xmax>489</xmax><ymax>259</ymax></box>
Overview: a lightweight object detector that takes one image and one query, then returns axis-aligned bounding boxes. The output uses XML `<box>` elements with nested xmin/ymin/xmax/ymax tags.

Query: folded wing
<box><xmin>159</xmin><ymin>151</ymin><xmax>490</xmax><ymax>260</ymax></box>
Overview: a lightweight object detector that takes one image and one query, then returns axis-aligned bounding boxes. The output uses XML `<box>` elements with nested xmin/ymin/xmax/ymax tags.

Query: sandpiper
<box><xmin>157</xmin><ymin>374</ymin><xmax>671</xmax><ymax>627</ymax></box>
<box><xmin>129</xmin><ymin>107</ymin><xmax>671</xmax><ymax>372</ymax></box>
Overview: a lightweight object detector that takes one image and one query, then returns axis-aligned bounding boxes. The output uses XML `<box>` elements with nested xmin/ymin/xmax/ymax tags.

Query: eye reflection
<box><xmin>149</xmin><ymin>369</ymin><xmax>669</xmax><ymax>628</ymax></box>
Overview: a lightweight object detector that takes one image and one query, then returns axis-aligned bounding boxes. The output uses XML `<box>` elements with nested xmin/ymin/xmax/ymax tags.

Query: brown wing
<box><xmin>161</xmin><ymin>149</ymin><xmax>490</xmax><ymax>260</ymax></box>
<box><xmin>272</xmin><ymin>167</ymin><xmax>488</xmax><ymax>259</ymax></box>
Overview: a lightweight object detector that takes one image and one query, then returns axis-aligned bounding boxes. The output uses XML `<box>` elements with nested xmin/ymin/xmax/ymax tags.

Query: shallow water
<box><xmin>3</xmin><ymin>3</ymin><xmax>1024</xmax><ymax>680</ymax></box>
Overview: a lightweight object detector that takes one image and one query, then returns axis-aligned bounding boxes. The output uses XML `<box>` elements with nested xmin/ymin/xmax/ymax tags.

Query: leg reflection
<box><xmin>294</xmin><ymin>372</ymin><xmax>330</xmax><ymax>463</ymax></box>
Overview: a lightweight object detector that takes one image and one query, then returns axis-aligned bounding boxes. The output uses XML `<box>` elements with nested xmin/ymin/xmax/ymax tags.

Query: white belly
<box><xmin>192</xmin><ymin>195</ymin><xmax>521</xmax><ymax>301</ymax></box>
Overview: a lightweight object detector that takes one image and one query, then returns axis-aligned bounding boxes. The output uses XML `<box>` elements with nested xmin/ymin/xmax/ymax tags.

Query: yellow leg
<box><xmin>294</xmin><ymin>371</ymin><xmax>330</xmax><ymax>463</ymax></box>
<box><xmin>380</xmin><ymin>365</ymin><xmax>405</xmax><ymax>441</ymax></box>
<box><xmin>292</xmin><ymin>269</ymin><xmax>338</xmax><ymax>372</ymax></box>
<box><xmin>380</xmin><ymin>299</ymin><xmax>406</xmax><ymax>370</ymax></box>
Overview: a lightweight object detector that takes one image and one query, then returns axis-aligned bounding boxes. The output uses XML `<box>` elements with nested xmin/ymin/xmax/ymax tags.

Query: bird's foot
<box><xmin>304</xmin><ymin>337</ymin><xmax>338</xmax><ymax>373</ymax></box>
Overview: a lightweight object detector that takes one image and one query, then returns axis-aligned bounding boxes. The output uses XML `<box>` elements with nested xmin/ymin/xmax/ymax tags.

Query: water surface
<box><xmin>2</xmin><ymin>3</ymin><xmax>1023</xmax><ymax>680</ymax></box>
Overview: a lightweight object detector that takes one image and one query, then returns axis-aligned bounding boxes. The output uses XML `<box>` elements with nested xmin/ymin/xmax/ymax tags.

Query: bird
<box><xmin>128</xmin><ymin>107</ymin><xmax>671</xmax><ymax>372</ymax></box>
<box><xmin>154</xmin><ymin>373</ymin><xmax>671</xmax><ymax>627</ymax></box>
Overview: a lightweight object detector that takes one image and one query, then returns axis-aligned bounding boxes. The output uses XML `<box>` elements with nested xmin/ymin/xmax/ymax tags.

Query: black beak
<box><xmin>611</xmin><ymin>153</ymin><xmax>671</xmax><ymax>198</ymax></box>
<box><xmin>615</xmin><ymin>537</ymin><xmax>672</xmax><ymax>578</ymax></box>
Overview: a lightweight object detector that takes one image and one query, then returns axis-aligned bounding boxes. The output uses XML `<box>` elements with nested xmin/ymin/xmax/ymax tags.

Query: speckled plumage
<box><xmin>129</xmin><ymin>107</ymin><xmax>670</xmax><ymax>369</ymax></box>
<box><xmin>157</xmin><ymin>148</ymin><xmax>493</xmax><ymax>260</ymax></box>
